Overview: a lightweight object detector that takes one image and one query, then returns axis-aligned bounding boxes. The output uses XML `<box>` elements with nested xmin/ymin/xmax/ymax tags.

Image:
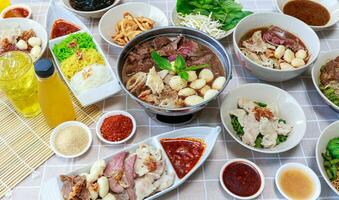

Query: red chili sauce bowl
<box><xmin>219</xmin><ymin>159</ymin><xmax>265</xmax><ymax>199</ymax></box>
<box><xmin>96</xmin><ymin>111</ymin><xmax>136</xmax><ymax>144</ymax></box>
<box><xmin>1</xmin><ymin>4</ymin><xmax>32</xmax><ymax>19</ymax></box>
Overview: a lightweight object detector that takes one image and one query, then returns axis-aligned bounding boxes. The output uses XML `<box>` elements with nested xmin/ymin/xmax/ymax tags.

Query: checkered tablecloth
<box><xmin>4</xmin><ymin>0</ymin><xmax>339</xmax><ymax>199</ymax></box>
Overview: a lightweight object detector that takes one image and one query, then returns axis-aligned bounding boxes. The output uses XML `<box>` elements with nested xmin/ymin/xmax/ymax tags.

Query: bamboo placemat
<box><xmin>0</xmin><ymin>93</ymin><xmax>102</xmax><ymax>198</ymax></box>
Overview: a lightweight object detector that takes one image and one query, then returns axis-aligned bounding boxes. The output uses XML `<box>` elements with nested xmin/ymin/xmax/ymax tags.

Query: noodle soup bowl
<box><xmin>233</xmin><ymin>12</ymin><xmax>320</xmax><ymax>82</ymax></box>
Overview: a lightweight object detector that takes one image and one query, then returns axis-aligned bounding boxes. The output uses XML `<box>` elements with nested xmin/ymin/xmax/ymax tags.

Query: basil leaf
<box><xmin>185</xmin><ymin>64</ymin><xmax>209</xmax><ymax>71</ymax></box>
<box><xmin>178</xmin><ymin>71</ymin><xmax>189</xmax><ymax>81</ymax></box>
<box><xmin>174</xmin><ymin>54</ymin><xmax>186</xmax><ymax>71</ymax></box>
<box><xmin>151</xmin><ymin>51</ymin><xmax>172</xmax><ymax>71</ymax></box>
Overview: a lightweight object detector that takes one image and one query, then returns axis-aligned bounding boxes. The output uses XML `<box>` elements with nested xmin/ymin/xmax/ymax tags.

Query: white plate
<box><xmin>311</xmin><ymin>50</ymin><xmax>339</xmax><ymax>112</ymax></box>
<box><xmin>275</xmin><ymin>0</ymin><xmax>339</xmax><ymax>31</ymax></box>
<box><xmin>316</xmin><ymin>121</ymin><xmax>339</xmax><ymax>196</ymax></box>
<box><xmin>40</xmin><ymin>126</ymin><xmax>221</xmax><ymax>200</ymax></box>
<box><xmin>220</xmin><ymin>83</ymin><xmax>306</xmax><ymax>153</ymax></box>
<box><xmin>46</xmin><ymin>0</ymin><xmax>121</xmax><ymax>107</ymax></box>
<box><xmin>99</xmin><ymin>2</ymin><xmax>169</xmax><ymax>49</ymax></box>
<box><xmin>0</xmin><ymin>18</ymin><xmax>47</xmax><ymax>62</ymax></box>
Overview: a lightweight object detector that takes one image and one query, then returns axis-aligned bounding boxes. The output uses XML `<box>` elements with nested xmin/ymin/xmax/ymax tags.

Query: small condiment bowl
<box><xmin>50</xmin><ymin>121</ymin><xmax>92</xmax><ymax>159</ymax></box>
<box><xmin>275</xmin><ymin>0</ymin><xmax>339</xmax><ymax>31</ymax></box>
<box><xmin>275</xmin><ymin>163</ymin><xmax>321</xmax><ymax>200</ymax></box>
<box><xmin>219</xmin><ymin>158</ymin><xmax>265</xmax><ymax>199</ymax></box>
<box><xmin>96</xmin><ymin>110</ymin><xmax>136</xmax><ymax>145</ymax></box>
<box><xmin>0</xmin><ymin>4</ymin><xmax>32</xmax><ymax>19</ymax></box>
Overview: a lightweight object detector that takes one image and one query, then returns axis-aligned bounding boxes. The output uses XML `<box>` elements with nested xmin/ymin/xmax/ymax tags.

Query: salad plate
<box><xmin>40</xmin><ymin>126</ymin><xmax>221</xmax><ymax>200</ymax></box>
<box><xmin>46</xmin><ymin>0</ymin><xmax>121</xmax><ymax>107</ymax></box>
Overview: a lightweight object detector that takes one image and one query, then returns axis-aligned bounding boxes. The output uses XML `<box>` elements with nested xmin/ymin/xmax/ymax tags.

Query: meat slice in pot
<box><xmin>104</xmin><ymin>151</ymin><xmax>128</xmax><ymax>193</ymax></box>
<box><xmin>320</xmin><ymin>56</ymin><xmax>339</xmax><ymax>86</ymax></box>
<box><xmin>153</xmin><ymin>36</ymin><xmax>171</xmax><ymax>50</ymax></box>
<box><xmin>157</xmin><ymin>35</ymin><xmax>183</xmax><ymax>57</ymax></box>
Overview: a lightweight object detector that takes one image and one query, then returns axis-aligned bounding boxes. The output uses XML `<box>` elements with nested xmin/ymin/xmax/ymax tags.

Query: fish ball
<box><xmin>184</xmin><ymin>95</ymin><xmax>204</xmax><ymax>106</ymax></box>
<box><xmin>280</xmin><ymin>63</ymin><xmax>294</xmax><ymax>70</ymax></box>
<box><xmin>164</xmin><ymin>74</ymin><xmax>174</xmax><ymax>85</ymax></box>
<box><xmin>158</xmin><ymin>70</ymin><xmax>168</xmax><ymax>79</ymax></box>
<box><xmin>199</xmin><ymin>85</ymin><xmax>211</xmax><ymax>96</ymax></box>
<box><xmin>274</xmin><ymin>45</ymin><xmax>285</xmax><ymax>59</ymax></box>
<box><xmin>295</xmin><ymin>50</ymin><xmax>307</xmax><ymax>60</ymax></box>
<box><xmin>30</xmin><ymin>46</ymin><xmax>41</xmax><ymax>58</ymax></box>
<box><xmin>16</xmin><ymin>39</ymin><xmax>28</xmax><ymax>50</ymax></box>
<box><xmin>212</xmin><ymin>77</ymin><xmax>226</xmax><ymax>90</ymax></box>
<box><xmin>204</xmin><ymin>89</ymin><xmax>219</xmax><ymax>100</ymax></box>
<box><xmin>102</xmin><ymin>193</ymin><xmax>116</xmax><ymax>200</ymax></box>
<box><xmin>190</xmin><ymin>79</ymin><xmax>206</xmax><ymax>90</ymax></box>
<box><xmin>291</xmin><ymin>58</ymin><xmax>305</xmax><ymax>68</ymax></box>
<box><xmin>169</xmin><ymin>76</ymin><xmax>187</xmax><ymax>91</ymax></box>
<box><xmin>178</xmin><ymin>88</ymin><xmax>196</xmax><ymax>97</ymax></box>
<box><xmin>90</xmin><ymin>160</ymin><xmax>106</xmax><ymax>179</ymax></box>
<box><xmin>283</xmin><ymin>49</ymin><xmax>294</xmax><ymax>63</ymax></box>
<box><xmin>198</xmin><ymin>69</ymin><xmax>214</xmax><ymax>83</ymax></box>
<box><xmin>28</xmin><ymin>37</ymin><xmax>42</xmax><ymax>47</ymax></box>
<box><xmin>187</xmin><ymin>71</ymin><xmax>197</xmax><ymax>82</ymax></box>
<box><xmin>98</xmin><ymin>176</ymin><xmax>109</xmax><ymax>198</ymax></box>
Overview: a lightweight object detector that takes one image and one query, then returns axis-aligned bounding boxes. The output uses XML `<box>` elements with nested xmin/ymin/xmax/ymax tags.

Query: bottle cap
<box><xmin>34</xmin><ymin>59</ymin><xmax>55</xmax><ymax>78</ymax></box>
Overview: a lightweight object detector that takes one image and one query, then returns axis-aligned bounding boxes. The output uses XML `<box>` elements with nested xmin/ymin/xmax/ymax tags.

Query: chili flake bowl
<box><xmin>96</xmin><ymin>110</ymin><xmax>136</xmax><ymax>145</ymax></box>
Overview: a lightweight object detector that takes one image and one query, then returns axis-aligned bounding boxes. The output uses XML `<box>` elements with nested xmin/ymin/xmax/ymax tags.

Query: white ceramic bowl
<box><xmin>99</xmin><ymin>2</ymin><xmax>169</xmax><ymax>49</ymax></box>
<box><xmin>219</xmin><ymin>159</ymin><xmax>265</xmax><ymax>199</ymax></box>
<box><xmin>0</xmin><ymin>4</ymin><xmax>32</xmax><ymax>19</ymax></box>
<box><xmin>275</xmin><ymin>163</ymin><xmax>321</xmax><ymax>200</ymax></box>
<box><xmin>0</xmin><ymin>18</ymin><xmax>47</xmax><ymax>62</ymax></box>
<box><xmin>50</xmin><ymin>121</ymin><xmax>92</xmax><ymax>159</ymax></box>
<box><xmin>220</xmin><ymin>83</ymin><xmax>306</xmax><ymax>153</ymax></box>
<box><xmin>96</xmin><ymin>110</ymin><xmax>136</xmax><ymax>144</ymax></box>
<box><xmin>233</xmin><ymin>12</ymin><xmax>320</xmax><ymax>82</ymax></box>
<box><xmin>275</xmin><ymin>0</ymin><xmax>339</xmax><ymax>31</ymax></box>
<box><xmin>171</xmin><ymin>8</ymin><xmax>234</xmax><ymax>40</ymax></box>
<box><xmin>61</xmin><ymin>0</ymin><xmax>120</xmax><ymax>19</ymax></box>
<box><xmin>316</xmin><ymin>120</ymin><xmax>339</xmax><ymax>196</ymax></box>
<box><xmin>311</xmin><ymin>50</ymin><xmax>339</xmax><ymax>112</ymax></box>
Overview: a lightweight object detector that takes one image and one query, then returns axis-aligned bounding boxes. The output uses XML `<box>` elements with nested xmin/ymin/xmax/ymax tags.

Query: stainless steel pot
<box><xmin>116</xmin><ymin>27</ymin><xmax>232</xmax><ymax>117</ymax></box>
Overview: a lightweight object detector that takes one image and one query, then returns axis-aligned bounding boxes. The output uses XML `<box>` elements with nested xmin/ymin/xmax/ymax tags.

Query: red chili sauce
<box><xmin>160</xmin><ymin>138</ymin><xmax>205</xmax><ymax>179</ymax></box>
<box><xmin>51</xmin><ymin>19</ymin><xmax>81</xmax><ymax>39</ymax></box>
<box><xmin>100</xmin><ymin>115</ymin><xmax>133</xmax><ymax>142</ymax></box>
<box><xmin>223</xmin><ymin>161</ymin><xmax>261</xmax><ymax>197</ymax></box>
<box><xmin>3</xmin><ymin>8</ymin><xmax>29</xmax><ymax>18</ymax></box>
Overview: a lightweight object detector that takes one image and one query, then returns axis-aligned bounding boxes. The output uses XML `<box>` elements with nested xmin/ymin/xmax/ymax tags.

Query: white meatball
<box><xmin>178</xmin><ymin>88</ymin><xmax>196</xmax><ymax>97</ymax></box>
<box><xmin>280</xmin><ymin>63</ymin><xmax>294</xmax><ymax>70</ymax></box>
<box><xmin>190</xmin><ymin>79</ymin><xmax>206</xmax><ymax>90</ymax></box>
<box><xmin>164</xmin><ymin>74</ymin><xmax>174</xmax><ymax>85</ymax></box>
<box><xmin>291</xmin><ymin>58</ymin><xmax>305</xmax><ymax>68</ymax></box>
<box><xmin>199</xmin><ymin>85</ymin><xmax>211</xmax><ymax>96</ymax></box>
<box><xmin>28</xmin><ymin>37</ymin><xmax>42</xmax><ymax>47</ymax></box>
<box><xmin>204</xmin><ymin>89</ymin><xmax>219</xmax><ymax>100</ymax></box>
<box><xmin>30</xmin><ymin>46</ymin><xmax>42</xmax><ymax>58</ymax></box>
<box><xmin>89</xmin><ymin>160</ymin><xmax>106</xmax><ymax>181</ymax></box>
<box><xmin>102</xmin><ymin>193</ymin><xmax>116</xmax><ymax>200</ymax></box>
<box><xmin>16</xmin><ymin>39</ymin><xmax>28</xmax><ymax>50</ymax></box>
<box><xmin>98</xmin><ymin>176</ymin><xmax>109</xmax><ymax>198</ymax></box>
<box><xmin>187</xmin><ymin>71</ymin><xmax>197</xmax><ymax>82</ymax></box>
<box><xmin>274</xmin><ymin>45</ymin><xmax>285</xmax><ymax>59</ymax></box>
<box><xmin>212</xmin><ymin>77</ymin><xmax>226</xmax><ymax>90</ymax></box>
<box><xmin>295</xmin><ymin>50</ymin><xmax>307</xmax><ymax>60</ymax></box>
<box><xmin>169</xmin><ymin>76</ymin><xmax>187</xmax><ymax>91</ymax></box>
<box><xmin>184</xmin><ymin>95</ymin><xmax>204</xmax><ymax>106</ymax></box>
<box><xmin>198</xmin><ymin>69</ymin><xmax>214</xmax><ymax>83</ymax></box>
<box><xmin>283</xmin><ymin>49</ymin><xmax>295</xmax><ymax>63</ymax></box>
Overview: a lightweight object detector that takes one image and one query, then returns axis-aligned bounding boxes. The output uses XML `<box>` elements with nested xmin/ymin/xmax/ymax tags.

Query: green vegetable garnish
<box><xmin>255</xmin><ymin>101</ymin><xmax>267</xmax><ymax>107</ymax></box>
<box><xmin>276</xmin><ymin>135</ymin><xmax>288</xmax><ymax>145</ymax></box>
<box><xmin>52</xmin><ymin>32</ymin><xmax>97</xmax><ymax>62</ymax></box>
<box><xmin>322</xmin><ymin>137</ymin><xmax>339</xmax><ymax>181</ymax></box>
<box><xmin>151</xmin><ymin>51</ymin><xmax>208</xmax><ymax>80</ymax></box>
<box><xmin>254</xmin><ymin>134</ymin><xmax>264</xmax><ymax>148</ymax></box>
<box><xmin>320</xmin><ymin>84</ymin><xmax>339</xmax><ymax>106</ymax></box>
<box><xmin>327</xmin><ymin>138</ymin><xmax>339</xmax><ymax>159</ymax></box>
<box><xmin>278</xmin><ymin>119</ymin><xmax>286</xmax><ymax>124</ymax></box>
<box><xmin>230</xmin><ymin>115</ymin><xmax>244</xmax><ymax>136</ymax></box>
<box><xmin>176</xmin><ymin>0</ymin><xmax>252</xmax><ymax>31</ymax></box>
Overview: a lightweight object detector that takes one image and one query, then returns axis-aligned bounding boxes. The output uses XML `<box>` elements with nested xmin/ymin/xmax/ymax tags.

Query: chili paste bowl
<box><xmin>96</xmin><ymin>110</ymin><xmax>136</xmax><ymax>145</ymax></box>
<box><xmin>220</xmin><ymin>83</ymin><xmax>306</xmax><ymax>154</ymax></box>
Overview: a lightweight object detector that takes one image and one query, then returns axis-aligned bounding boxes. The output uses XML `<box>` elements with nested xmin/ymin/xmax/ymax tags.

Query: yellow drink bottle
<box><xmin>0</xmin><ymin>0</ymin><xmax>10</xmax><ymax>12</ymax></box>
<box><xmin>34</xmin><ymin>59</ymin><xmax>76</xmax><ymax>128</ymax></box>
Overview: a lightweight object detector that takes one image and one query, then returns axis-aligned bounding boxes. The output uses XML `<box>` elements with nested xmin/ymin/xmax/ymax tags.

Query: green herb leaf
<box><xmin>276</xmin><ymin>135</ymin><xmax>288</xmax><ymax>145</ymax></box>
<box><xmin>255</xmin><ymin>134</ymin><xmax>264</xmax><ymax>148</ymax></box>
<box><xmin>230</xmin><ymin>115</ymin><xmax>244</xmax><ymax>136</ymax></box>
<box><xmin>151</xmin><ymin>51</ymin><xmax>172</xmax><ymax>71</ymax></box>
<box><xmin>178</xmin><ymin>71</ymin><xmax>189</xmax><ymax>81</ymax></box>
<box><xmin>278</xmin><ymin>119</ymin><xmax>286</xmax><ymax>124</ymax></box>
<box><xmin>185</xmin><ymin>64</ymin><xmax>209</xmax><ymax>71</ymax></box>
<box><xmin>255</xmin><ymin>101</ymin><xmax>267</xmax><ymax>107</ymax></box>
<box><xmin>174</xmin><ymin>55</ymin><xmax>187</xmax><ymax>71</ymax></box>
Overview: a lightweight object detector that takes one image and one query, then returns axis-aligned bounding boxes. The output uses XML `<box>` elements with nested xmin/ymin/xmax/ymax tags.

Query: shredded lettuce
<box><xmin>320</xmin><ymin>84</ymin><xmax>339</xmax><ymax>106</ymax></box>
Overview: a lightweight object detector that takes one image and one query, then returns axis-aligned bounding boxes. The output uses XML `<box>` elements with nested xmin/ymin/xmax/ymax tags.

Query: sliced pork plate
<box><xmin>229</xmin><ymin>98</ymin><xmax>293</xmax><ymax>149</ymax></box>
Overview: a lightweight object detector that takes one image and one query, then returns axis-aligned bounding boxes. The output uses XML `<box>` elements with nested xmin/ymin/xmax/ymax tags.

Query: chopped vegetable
<box><xmin>320</xmin><ymin>84</ymin><xmax>339</xmax><ymax>106</ymax></box>
<box><xmin>278</xmin><ymin>119</ymin><xmax>286</xmax><ymax>124</ymax></box>
<box><xmin>327</xmin><ymin>138</ymin><xmax>339</xmax><ymax>159</ymax></box>
<box><xmin>230</xmin><ymin>115</ymin><xmax>244</xmax><ymax>136</ymax></box>
<box><xmin>323</xmin><ymin>138</ymin><xmax>339</xmax><ymax>181</ymax></box>
<box><xmin>276</xmin><ymin>135</ymin><xmax>288</xmax><ymax>145</ymax></box>
<box><xmin>176</xmin><ymin>0</ymin><xmax>252</xmax><ymax>31</ymax></box>
<box><xmin>255</xmin><ymin>101</ymin><xmax>267</xmax><ymax>107</ymax></box>
<box><xmin>255</xmin><ymin>134</ymin><xmax>264</xmax><ymax>148</ymax></box>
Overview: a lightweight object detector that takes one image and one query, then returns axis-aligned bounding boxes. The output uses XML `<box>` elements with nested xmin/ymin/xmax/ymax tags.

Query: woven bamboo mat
<box><xmin>0</xmin><ymin>93</ymin><xmax>102</xmax><ymax>198</ymax></box>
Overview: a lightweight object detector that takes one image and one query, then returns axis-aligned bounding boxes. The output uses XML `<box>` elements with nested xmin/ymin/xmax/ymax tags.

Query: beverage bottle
<box><xmin>34</xmin><ymin>59</ymin><xmax>76</xmax><ymax>128</ymax></box>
